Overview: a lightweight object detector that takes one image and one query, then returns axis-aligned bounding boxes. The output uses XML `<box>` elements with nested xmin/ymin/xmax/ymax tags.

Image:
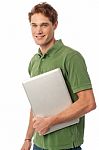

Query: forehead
<box><xmin>31</xmin><ymin>13</ymin><xmax>51</xmax><ymax>24</ymax></box>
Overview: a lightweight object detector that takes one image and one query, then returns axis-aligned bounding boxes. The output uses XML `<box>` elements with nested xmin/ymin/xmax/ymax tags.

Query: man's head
<box><xmin>28</xmin><ymin>2</ymin><xmax>58</xmax><ymax>52</ymax></box>
<box><xmin>28</xmin><ymin>2</ymin><xmax>58</xmax><ymax>25</ymax></box>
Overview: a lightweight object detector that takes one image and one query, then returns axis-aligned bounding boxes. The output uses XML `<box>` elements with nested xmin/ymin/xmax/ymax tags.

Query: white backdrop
<box><xmin>0</xmin><ymin>0</ymin><xmax>98</xmax><ymax>150</ymax></box>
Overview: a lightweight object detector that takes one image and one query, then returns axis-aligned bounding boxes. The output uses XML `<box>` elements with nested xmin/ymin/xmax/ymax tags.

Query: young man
<box><xmin>21</xmin><ymin>2</ymin><xmax>96</xmax><ymax>150</ymax></box>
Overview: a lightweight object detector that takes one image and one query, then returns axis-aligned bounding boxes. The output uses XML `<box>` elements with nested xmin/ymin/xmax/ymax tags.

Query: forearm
<box><xmin>50</xmin><ymin>100</ymin><xmax>86</xmax><ymax>126</ymax></box>
<box><xmin>32</xmin><ymin>101</ymin><xmax>82</xmax><ymax>135</ymax></box>
<box><xmin>25</xmin><ymin>109</ymin><xmax>35</xmax><ymax>140</ymax></box>
<box><xmin>50</xmin><ymin>90</ymin><xmax>96</xmax><ymax>126</ymax></box>
<box><xmin>32</xmin><ymin>90</ymin><xmax>96</xmax><ymax>135</ymax></box>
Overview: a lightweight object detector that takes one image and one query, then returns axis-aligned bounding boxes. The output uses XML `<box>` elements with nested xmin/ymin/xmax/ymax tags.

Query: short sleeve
<box><xmin>66</xmin><ymin>52</ymin><xmax>92</xmax><ymax>93</ymax></box>
<box><xmin>28</xmin><ymin>55</ymin><xmax>35</xmax><ymax>76</ymax></box>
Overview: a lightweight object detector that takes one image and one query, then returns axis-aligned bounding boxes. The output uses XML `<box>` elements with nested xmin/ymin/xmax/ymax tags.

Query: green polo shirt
<box><xmin>28</xmin><ymin>40</ymin><xmax>92</xmax><ymax>149</ymax></box>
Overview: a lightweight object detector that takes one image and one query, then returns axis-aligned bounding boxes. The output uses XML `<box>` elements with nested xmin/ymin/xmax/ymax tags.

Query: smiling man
<box><xmin>21</xmin><ymin>2</ymin><xmax>96</xmax><ymax>150</ymax></box>
<box><xmin>30</xmin><ymin>10</ymin><xmax>57</xmax><ymax>54</ymax></box>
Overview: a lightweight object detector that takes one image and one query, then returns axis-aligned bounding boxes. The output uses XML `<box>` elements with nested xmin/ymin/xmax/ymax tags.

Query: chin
<box><xmin>35</xmin><ymin>42</ymin><xmax>44</xmax><ymax>46</ymax></box>
<box><xmin>34</xmin><ymin>40</ymin><xmax>46</xmax><ymax>46</ymax></box>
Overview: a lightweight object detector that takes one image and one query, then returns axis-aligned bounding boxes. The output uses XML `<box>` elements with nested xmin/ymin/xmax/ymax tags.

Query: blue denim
<box><xmin>33</xmin><ymin>144</ymin><xmax>82</xmax><ymax>150</ymax></box>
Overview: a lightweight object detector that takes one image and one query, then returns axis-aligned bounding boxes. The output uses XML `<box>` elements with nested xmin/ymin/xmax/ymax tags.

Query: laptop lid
<box><xmin>22</xmin><ymin>68</ymin><xmax>79</xmax><ymax>134</ymax></box>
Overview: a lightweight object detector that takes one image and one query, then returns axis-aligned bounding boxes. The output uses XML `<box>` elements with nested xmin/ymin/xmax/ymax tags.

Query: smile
<box><xmin>35</xmin><ymin>35</ymin><xmax>45</xmax><ymax>38</ymax></box>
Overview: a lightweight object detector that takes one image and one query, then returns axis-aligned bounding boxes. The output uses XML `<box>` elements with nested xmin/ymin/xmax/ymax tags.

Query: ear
<box><xmin>53</xmin><ymin>21</ymin><xmax>58</xmax><ymax>30</ymax></box>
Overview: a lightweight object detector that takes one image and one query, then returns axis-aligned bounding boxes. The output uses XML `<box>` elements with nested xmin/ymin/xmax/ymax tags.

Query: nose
<box><xmin>36</xmin><ymin>26</ymin><xmax>43</xmax><ymax>34</ymax></box>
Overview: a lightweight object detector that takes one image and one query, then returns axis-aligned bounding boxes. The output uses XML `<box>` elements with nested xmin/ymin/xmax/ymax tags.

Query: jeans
<box><xmin>33</xmin><ymin>144</ymin><xmax>82</xmax><ymax>150</ymax></box>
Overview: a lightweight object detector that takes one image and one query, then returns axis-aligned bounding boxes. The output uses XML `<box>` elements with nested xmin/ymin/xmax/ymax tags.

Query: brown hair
<box><xmin>28</xmin><ymin>2</ymin><xmax>58</xmax><ymax>24</ymax></box>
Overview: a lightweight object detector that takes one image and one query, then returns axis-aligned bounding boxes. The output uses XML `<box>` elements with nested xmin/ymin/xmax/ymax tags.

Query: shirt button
<box><xmin>42</xmin><ymin>59</ymin><xmax>44</xmax><ymax>62</ymax></box>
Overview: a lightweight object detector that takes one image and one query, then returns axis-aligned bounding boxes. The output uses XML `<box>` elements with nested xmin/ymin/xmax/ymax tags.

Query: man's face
<box><xmin>30</xmin><ymin>13</ymin><xmax>57</xmax><ymax>48</ymax></box>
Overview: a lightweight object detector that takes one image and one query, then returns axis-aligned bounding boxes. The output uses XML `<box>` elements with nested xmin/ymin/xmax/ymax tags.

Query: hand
<box><xmin>21</xmin><ymin>140</ymin><xmax>31</xmax><ymax>150</ymax></box>
<box><xmin>33</xmin><ymin>116</ymin><xmax>52</xmax><ymax>135</ymax></box>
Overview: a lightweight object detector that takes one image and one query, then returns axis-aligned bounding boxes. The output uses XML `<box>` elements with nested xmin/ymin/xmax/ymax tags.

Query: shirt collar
<box><xmin>38</xmin><ymin>39</ymin><xmax>64</xmax><ymax>57</ymax></box>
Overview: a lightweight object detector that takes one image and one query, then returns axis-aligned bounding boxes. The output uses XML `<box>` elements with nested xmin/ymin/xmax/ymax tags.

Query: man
<box><xmin>21</xmin><ymin>2</ymin><xmax>96</xmax><ymax>150</ymax></box>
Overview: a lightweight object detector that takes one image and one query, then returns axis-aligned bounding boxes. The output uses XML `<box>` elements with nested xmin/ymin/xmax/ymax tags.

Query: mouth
<box><xmin>35</xmin><ymin>35</ymin><xmax>45</xmax><ymax>39</ymax></box>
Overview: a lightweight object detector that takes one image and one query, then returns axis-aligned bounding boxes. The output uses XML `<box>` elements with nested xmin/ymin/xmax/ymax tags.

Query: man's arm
<box><xmin>51</xmin><ymin>89</ymin><xmax>96</xmax><ymax>124</ymax></box>
<box><xmin>21</xmin><ymin>109</ymin><xmax>35</xmax><ymax>150</ymax></box>
<box><xmin>25</xmin><ymin>109</ymin><xmax>35</xmax><ymax>140</ymax></box>
<box><xmin>33</xmin><ymin>89</ymin><xmax>96</xmax><ymax>135</ymax></box>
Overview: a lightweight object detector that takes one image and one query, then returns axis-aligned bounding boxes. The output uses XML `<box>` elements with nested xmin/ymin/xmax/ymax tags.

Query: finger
<box><xmin>32</xmin><ymin>117</ymin><xmax>38</xmax><ymax>125</ymax></box>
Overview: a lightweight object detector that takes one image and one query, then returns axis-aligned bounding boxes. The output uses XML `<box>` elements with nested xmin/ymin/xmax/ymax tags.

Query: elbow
<box><xmin>87</xmin><ymin>100</ymin><xmax>97</xmax><ymax>113</ymax></box>
<box><xmin>91</xmin><ymin>101</ymin><xmax>97</xmax><ymax>110</ymax></box>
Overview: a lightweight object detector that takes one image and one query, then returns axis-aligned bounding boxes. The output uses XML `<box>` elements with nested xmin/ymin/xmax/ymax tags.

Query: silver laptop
<box><xmin>22</xmin><ymin>68</ymin><xmax>79</xmax><ymax>134</ymax></box>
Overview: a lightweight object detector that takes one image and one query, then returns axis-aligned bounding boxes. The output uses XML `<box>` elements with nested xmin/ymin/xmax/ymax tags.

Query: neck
<box><xmin>40</xmin><ymin>38</ymin><xmax>56</xmax><ymax>55</ymax></box>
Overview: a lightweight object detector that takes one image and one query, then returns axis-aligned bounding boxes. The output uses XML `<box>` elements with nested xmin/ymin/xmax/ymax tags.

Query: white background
<box><xmin>0</xmin><ymin>0</ymin><xmax>99</xmax><ymax>150</ymax></box>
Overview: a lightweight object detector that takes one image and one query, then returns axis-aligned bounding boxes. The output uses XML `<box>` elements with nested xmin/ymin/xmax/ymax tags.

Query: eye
<box><xmin>31</xmin><ymin>24</ymin><xmax>37</xmax><ymax>28</ymax></box>
<box><xmin>41</xmin><ymin>23</ymin><xmax>49</xmax><ymax>27</ymax></box>
<box><xmin>43</xmin><ymin>24</ymin><xmax>48</xmax><ymax>27</ymax></box>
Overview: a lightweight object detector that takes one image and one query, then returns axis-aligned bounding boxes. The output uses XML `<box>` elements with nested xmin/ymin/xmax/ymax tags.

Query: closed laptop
<box><xmin>22</xmin><ymin>68</ymin><xmax>79</xmax><ymax>134</ymax></box>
